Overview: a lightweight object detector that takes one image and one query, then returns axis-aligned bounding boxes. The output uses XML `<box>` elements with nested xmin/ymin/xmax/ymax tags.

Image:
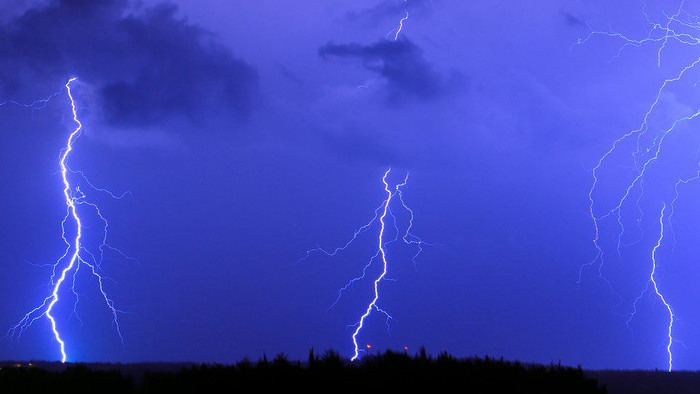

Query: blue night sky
<box><xmin>2</xmin><ymin>0</ymin><xmax>700</xmax><ymax>370</ymax></box>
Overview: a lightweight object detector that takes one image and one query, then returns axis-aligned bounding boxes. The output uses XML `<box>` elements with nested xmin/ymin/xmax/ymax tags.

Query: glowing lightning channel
<box><xmin>301</xmin><ymin>169</ymin><xmax>431</xmax><ymax>360</ymax></box>
<box><xmin>626</xmin><ymin>204</ymin><xmax>675</xmax><ymax>371</ymax></box>
<box><xmin>575</xmin><ymin>3</ymin><xmax>700</xmax><ymax>370</ymax></box>
<box><xmin>387</xmin><ymin>0</ymin><xmax>410</xmax><ymax>41</ymax></box>
<box><xmin>349</xmin><ymin>169</ymin><xmax>393</xmax><ymax>361</ymax></box>
<box><xmin>45</xmin><ymin>77</ymin><xmax>86</xmax><ymax>363</ymax></box>
<box><xmin>393</xmin><ymin>11</ymin><xmax>409</xmax><ymax>41</ymax></box>
<box><xmin>650</xmin><ymin>204</ymin><xmax>674</xmax><ymax>372</ymax></box>
<box><xmin>6</xmin><ymin>78</ymin><xmax>129</xmax><ymax>362</ymax></box>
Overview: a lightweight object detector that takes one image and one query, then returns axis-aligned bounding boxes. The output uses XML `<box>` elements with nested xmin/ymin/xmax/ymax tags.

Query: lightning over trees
<box><xmin>301</xmin><ymin>169</ymin><xmax>432</xmax><ymax>360</ymax></box>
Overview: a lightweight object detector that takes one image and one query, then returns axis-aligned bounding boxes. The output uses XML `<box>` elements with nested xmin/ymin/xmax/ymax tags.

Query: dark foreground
<box><xmin>0</xmin><ymin>350</ymin><xmax>602</xmax><ymax>394</ymax></box>
<box><xmin>588</xmin><ymin>370</ymin><xmax>700</xmax><ymax>394</ymax></box>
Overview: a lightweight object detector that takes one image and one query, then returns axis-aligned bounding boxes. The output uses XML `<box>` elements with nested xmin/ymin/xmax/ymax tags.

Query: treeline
<box><xmin>0</xmin><ymin>349</ymin><xmax>605</xmax><ymax>394</ymax></box>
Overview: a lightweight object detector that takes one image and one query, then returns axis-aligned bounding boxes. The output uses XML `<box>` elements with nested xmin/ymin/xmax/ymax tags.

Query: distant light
<box><xmin>366</xmin><ymin>344</ymin><xmax>372</xmax><ymax>349</ymax></box>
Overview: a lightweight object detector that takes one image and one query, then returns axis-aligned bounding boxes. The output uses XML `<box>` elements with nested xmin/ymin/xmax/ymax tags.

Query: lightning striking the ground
<box><xmin>576</xmin><ymin>2</ymin><xmax>700</xmax><ymax>371</ymax></box>
<box><xmin>302</xmin><ymin>169</ymin><xmax>432</xmax><ymax>361</ymax></box>
<box><xmin>4</xmin><ymin>78</ymin><xmax>129</xmax><ymax>362</ymax></box>
<box><xmin>650</xmin><ymin>204</ymin><xmax>674</xmax><ymax>371</ymax></box>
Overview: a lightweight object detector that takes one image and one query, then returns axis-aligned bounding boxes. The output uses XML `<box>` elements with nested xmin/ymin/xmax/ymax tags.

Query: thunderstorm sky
<box><xmin>2</xmin><ymin>0</ymin><xmax>700</xmax><ymax>370</ymax></box>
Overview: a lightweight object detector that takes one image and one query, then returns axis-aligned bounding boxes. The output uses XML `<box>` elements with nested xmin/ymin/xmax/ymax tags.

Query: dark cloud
<box><xmin>562</xmin><ymin>11</ymin><xmax>585</xmax><ymax>28</ymax></box>
<box><xmin>0</xmin><ymin>0</ymin><xmax>258</xmax><ymax>129</ymax></box>
<box><xmin>344</xmin><ymin>1</ymin><xmax>405</xmax><ymax>25</ymax></box>
<box><xmin>0</xmin><ymin>0</ymin><xmax>48</xmax><ymax>24</ymax></box>
<box><xmin>344</xmin><ymin>0</ymin><xmax>433</xmax><ymax>26</ymax></box>
<box><xmin>318</xmin><ymin>38</ymin><xmax>463</xmax><ymax>103</ymax></box>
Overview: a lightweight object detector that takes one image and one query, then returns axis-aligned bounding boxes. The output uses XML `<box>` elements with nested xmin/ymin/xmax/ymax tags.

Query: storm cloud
<box><xmin>319</xmin><ymin>38</ymin><xmax>461</xmax><ymax>103</ymax></box>
<box><xmin>343</xmin><ymin>0</ymin><xmax>434</xmax><ymax>27</ymax></box>
<box><xmin>0</xmin><ymin>0</ymin><xmax>258</xmax><ymax>128</ymax></box>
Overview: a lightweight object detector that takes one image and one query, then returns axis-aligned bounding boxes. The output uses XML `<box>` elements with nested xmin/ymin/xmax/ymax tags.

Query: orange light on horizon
<box><xmin>366</xmin><ymin>344</ymin><xmax>372</xmax><ymax>349</ymax></box>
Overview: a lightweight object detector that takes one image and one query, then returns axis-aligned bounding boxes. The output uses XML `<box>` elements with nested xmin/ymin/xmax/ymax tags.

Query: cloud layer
<box><xmin>319</xmin><ymin>38</ymin><xmax>461</xmax><ymax>104</ymax></box>
<box><xmin>0</xmin><ymin>0</ymin><xmax>258</xmax><ymax>129</ymax></box>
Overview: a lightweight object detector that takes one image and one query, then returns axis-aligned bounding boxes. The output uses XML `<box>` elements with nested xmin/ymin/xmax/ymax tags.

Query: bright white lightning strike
<box><xmin>650</xmin><ymin>204</ymin><xmax>674</xmax><ymax>372</ymax></box>
<box><xmin>576</xmin><ymin>3</ymin><xmax>700</xmax><ymax>370</ymax></box>
<box><xmin>393</xmin><ymin>11</ymin><xmax>409</xmax><ymax>41</ymax></box>
<box><xmin>302</xmin><ymin>169</ymin><xmax>432</xmax><ymax>361</ymax></box>
<box><xmin>386</xmin><ymin>0</ymin><xmax>410</xmax><ymax>41</ymax></box>
<box><xmin>47</xmin><ymin>77</ymin><xmax>85</xmax><ymax>362</ymax></box>
<box><xmin>349</xmin><ymin>169</ymin><xmax>393</xmax><ymax>361</ymax></box>
<box><xmin>5</xmin><ymin>78</ymin><xmax>129</xmax><ymax>362</ymax></box>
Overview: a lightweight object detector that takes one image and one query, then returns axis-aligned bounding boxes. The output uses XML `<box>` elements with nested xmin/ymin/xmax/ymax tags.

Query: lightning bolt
<box><xmin>348</xmin><ymin>169</ymin><xmax>394</xmax><ymax>361</ymax></box>
<box><xmin>393</xmin><ymin>11</ymin><xmax>409</xmax><ymax>41</ymax></box>
<box><xmin>4</xmin><ymin>78</ymin><xmax>129</xmax><ymax>362</ymax></box>
<box><xmin>387</xmin><ymin>1</ymin><xmax>410</xmax><ymax>41</ymax></box>
<box><xmin>575</xmin><ymin>2</ymin><xmax>700</xmax><ymax>370</ymax></box>
<box><xmin>0</xmin><ymin>91</ymin><xmax>64</xmax><ymax>114</ymax></box>
<box><xmin>301</xmin><ymin>169</ymin><xmax>432</xmax><ymax>361</ymax></box>
<box><xmin>651</xmin><ymin>204</ymin><xmax>674</xmax><ymax>371</ymax></box>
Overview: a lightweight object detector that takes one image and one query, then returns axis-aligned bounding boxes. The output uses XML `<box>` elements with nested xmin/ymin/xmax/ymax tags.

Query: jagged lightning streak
<box><xmin>387</xmin><ymin>0</ymin><xmax>410</xmax><ymax>41</ymax></box>
<box><xmin>301</xmin><ymin>169</ymin><xmax>431</xmax><ymax>360</ymax></box>
<box><xmin>349</xmin><ymin>170</ymin><xmax>393</xmax><ymax>361</ymax></box>
<box><xmin>393</xmin><ymin>11</ymin><xmax>409</xmax><ymax>41</ymax></box>
<box><xmin>45</xmin><ymin>77</ymin><xmax>85</xmax><ymax>362</ymax></box>
<box><xmin>650</xmin><ymin>204</ymin><xmax>674</xmax><ymax>371</ymax></box>
<box><xmin>5</xmin><ymin>78</ymin><xmax>128</xmax><ymax>362</ymax></box>
<box><xmin>576</xmin><ymin>2</ymin><xmax>700</xmax><ymax>370</ymax></box>
<box><xmin>396</xmin><ymin>173</ymin><xmax>432</xmax><ymax>269</ymax></box>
